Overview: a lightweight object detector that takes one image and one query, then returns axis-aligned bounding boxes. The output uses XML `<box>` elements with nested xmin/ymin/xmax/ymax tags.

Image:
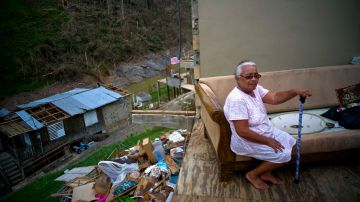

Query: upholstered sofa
<box><xmin>195</xmin><ymin>64</ymin><xmax>360</xmax><ymax>181</ymax></box>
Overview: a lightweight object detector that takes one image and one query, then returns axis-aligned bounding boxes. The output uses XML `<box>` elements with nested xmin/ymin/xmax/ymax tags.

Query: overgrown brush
<box><xmin>0</xmin><ymin>0</ymin><xmax>191</xmax><ymax>96</ymax></box>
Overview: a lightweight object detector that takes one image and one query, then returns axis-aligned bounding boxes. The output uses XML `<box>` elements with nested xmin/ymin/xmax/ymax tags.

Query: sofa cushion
<box><xmin>234</xmin><ymin>129</ymin><xmax>360</xmax><ymax>162</ymax></box>
<box><xmin>299</xmin><ymin>129</ymin><xmax>360</xmax><ymax>154</ymax></box>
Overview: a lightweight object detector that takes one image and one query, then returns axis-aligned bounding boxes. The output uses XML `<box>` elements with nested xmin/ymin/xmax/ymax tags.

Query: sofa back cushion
<box><xmin>199</xmin><ymin>65</ymin><xmax>360</xmax><ymax>113</ymax></box>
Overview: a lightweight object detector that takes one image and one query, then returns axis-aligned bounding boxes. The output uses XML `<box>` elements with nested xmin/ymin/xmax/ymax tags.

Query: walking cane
<box><xmin>294</xmin><ymin>96</ymin><xmax>306</xmax><ymax>183</ymax></box>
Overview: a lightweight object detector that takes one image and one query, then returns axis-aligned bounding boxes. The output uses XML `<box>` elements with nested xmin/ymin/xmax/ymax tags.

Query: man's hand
<box><xmin>266</xmin><ymin>138</ymin><xmax>285</xmax><ymax>153</ymax></box>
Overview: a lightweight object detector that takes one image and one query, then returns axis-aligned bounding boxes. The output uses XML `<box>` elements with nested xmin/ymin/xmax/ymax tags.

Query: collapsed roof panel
<box><xmin>16</xmin><ymin>110</ymin><xmax>44</xmax><ymax>130</ymax></box>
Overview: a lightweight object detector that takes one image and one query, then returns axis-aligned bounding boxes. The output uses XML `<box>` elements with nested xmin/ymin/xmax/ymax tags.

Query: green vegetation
<box><xmin>126</xmin><ymin>75</ymin><xmax>163</xmax><ymax>94</ymax></box>
<box><xmin>125</xmin><ymin>75</ymin><xmax>176</xmax><ymax>104</ymax></box>
<box><xmin>0</xmin><ymin>0</ymin><xmax>191</xmax><ymax>96</ymax></box>
<box><xmin>0</xmin><ymin>0</ymin><xmax>68</xmax><ymax>96</ymax></box>
<box><xmin>2</xmin><ymin>127</ymin><xmax>171</xmax><ymax>202</ymax></box>
<box><xmin>149</xmin><ymin>85</ymin><xmax>174</xmax><ymax>103</ymax></box>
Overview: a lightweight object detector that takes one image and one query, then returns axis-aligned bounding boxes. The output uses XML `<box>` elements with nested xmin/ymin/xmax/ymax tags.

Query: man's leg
<box><xmin>246</xmin><ymin>161</ymin><xmax>284</xmax><ymax>190</ymax></box>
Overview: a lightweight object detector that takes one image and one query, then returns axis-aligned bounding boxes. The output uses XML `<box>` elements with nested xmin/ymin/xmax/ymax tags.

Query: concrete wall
<box><xmin>198</xmin><ymin>0</ymin><xmax>360</xmax><ymax>76</ymax></box>
<box><xmin>102</xmin><ymin>96</ymin><xmax>132</xmax><ymax>133</ymax></box>
<box><xmin>132</xmin><ymin>114</ymin><xmax>195</xmax><ymax>132</ymax></box>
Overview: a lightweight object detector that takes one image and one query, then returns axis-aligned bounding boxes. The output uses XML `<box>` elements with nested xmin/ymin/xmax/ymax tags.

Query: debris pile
<box><xmin>53</xmin><ymin>129</ymin><xmax>190</xmax><ymax>202</ymax></box>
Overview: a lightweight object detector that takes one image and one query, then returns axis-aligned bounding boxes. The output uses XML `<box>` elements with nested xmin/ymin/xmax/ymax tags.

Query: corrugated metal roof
<box><xmin>52</xmin><ymin>97</ymin><xmax>89</xmax><ymax>116</ymax></box>
<box><xmin>4</xmin><ymin>86</ymin><xmax>122</xmax><ymax>135</ymax></box>
<box><xmin>16</xmin><ymin>110</ymin><xmax>44</xmax><ymax>130</ymax></box>
<box><xmin>52</xmin><ymin>86</ymin><xmax>123</xmax><ymax>116</ymax></box>
<box><xmin>17</xmin><ymin>88</ymin><xmax>89</xmax><ymax>109</ymax></box>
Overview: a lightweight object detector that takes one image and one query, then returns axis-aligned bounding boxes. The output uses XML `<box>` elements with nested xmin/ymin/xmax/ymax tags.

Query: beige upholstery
<box><xmin>196</xmin><ymin>64</ymin><xmax>360</xmax><ymax>180</ymax></box>
<box><xmin>298</xmin><ymin>129</ymin><xmax>360</xmax><ymax>155</ymax></box>
<box><xmin>200</xmin><ymin>65</ymin><xmax>360</xmax><ymax>113</ymax></box>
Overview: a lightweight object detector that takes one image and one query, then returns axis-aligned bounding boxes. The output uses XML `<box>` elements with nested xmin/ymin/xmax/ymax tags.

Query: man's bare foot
<box><xmin>245</xmin><ymin>172</ymin><xmax>269</xmax><ymax>190</ymax></box>
<box><xmin>260</xmin><ymin>172</ymin><xmax>284</xmax><ymax>185</ymax></box>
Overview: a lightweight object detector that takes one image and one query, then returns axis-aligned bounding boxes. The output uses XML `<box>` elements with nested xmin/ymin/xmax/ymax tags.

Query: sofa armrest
<box><xmin>195</xmin><ymin>83</ymin><xmax>235</xmax><ymax>163</ymax></box>
<box><xmin>195</xmin><ymin>83</ymin><xmax>223</xmax><ymax>122</ymax></box>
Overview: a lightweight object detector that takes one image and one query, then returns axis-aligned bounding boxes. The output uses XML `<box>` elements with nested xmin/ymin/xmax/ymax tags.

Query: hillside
<box><xmin>0</xmin><ymin>0</ymin><xmax>191</xmax><ymax>97</ymax></box>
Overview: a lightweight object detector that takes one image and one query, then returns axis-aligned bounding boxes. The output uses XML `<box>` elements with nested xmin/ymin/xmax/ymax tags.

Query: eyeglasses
<box><xmin>239</xmin><ymin>73</ymin><xmax>262</xmax><ymax>80</ymax></box>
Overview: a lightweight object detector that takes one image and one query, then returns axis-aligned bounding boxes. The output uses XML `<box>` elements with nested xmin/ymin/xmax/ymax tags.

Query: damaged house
<box><xmin>0</xmin><ymin>85</ymin><xmax>131</xmax><ymax>189</ymax></box>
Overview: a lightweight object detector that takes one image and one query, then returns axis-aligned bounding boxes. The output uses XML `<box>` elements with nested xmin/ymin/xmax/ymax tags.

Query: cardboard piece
<box><xmin>164</xmin><ymin>155</ymin><xmax>179</xmax><ymax>174</ymax></box>
<box><xmin>71</xmin><ymin>182</ymin><xmax>97</xmax><ymax>202</ymax></box>
<box><xmin>93</xmin><ymin>173</ymin><xmax>111</xmax><ymax>195</ymax></box>
<box><xmin>142</xmin><ymin>138</ymin><xmax>156</xmax><ymax>163</ymax></box>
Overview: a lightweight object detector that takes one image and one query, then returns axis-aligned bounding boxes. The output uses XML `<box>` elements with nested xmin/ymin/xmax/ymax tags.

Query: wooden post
<box><xmin>157</xmin><ymin>81</ymin><xmax>161</xmax><ymax>108</ymax></box>
<box><xmin>36</xmin><ymin>132</ymin><xmax>44</xmax><ymax>154</ymax></box>
<box><xmin>11</xmin><ymin>138</ymin><xmax>19</xmax><ymax>160</ymax></box>
<box><xmin>167</xmin><ymin>85</ymin><xmax>170</xmax><ymax>101</ymax></box>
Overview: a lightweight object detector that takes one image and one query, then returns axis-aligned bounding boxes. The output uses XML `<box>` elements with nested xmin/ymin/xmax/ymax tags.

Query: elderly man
<box><xmin>223</xmin><ymin>60</ymin><xmax>311</xmax><ymax>190</ymax></box>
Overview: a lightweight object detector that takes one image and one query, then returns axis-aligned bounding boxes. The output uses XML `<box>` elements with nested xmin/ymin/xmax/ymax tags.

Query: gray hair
<box><xmin>235</xmin><ymin>60</ymin><xmax>256</xmax><ymax>77</ymax></box>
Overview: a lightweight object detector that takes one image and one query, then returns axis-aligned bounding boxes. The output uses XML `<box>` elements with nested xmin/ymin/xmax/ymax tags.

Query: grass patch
<box><xmin>125</xmin><ymin>75</ymin><xmax>163</xmax><ymax>94</ymax></box>
<box><xmin>68</xmin><ymin>127</ymin><xmax>170</xmax><ymax>168</ymax></box>
<box><xmin>2</xmin><ymin>126</ymin><xmax>171</xmax><ymax>202</ymax></box>
<box><xmin>126</xmin><ymin>75</ymin><xmax>177</xmax><ymax>104</ymax></box>
<box><xmin>150</xmin><ymin>84</ymin><xmax>175</xmax><ymax>103</ymax></box>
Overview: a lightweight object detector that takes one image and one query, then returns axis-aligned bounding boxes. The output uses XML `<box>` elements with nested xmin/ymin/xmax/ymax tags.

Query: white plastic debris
<box><xmin>168</xmin><ymin>131</ymin><xmax>185</xmax><ymax>143</ymax></box>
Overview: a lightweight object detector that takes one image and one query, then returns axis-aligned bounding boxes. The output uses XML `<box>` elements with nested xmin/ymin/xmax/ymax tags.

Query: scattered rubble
<box><xmin>52</xmin><ymin>129</ymin><xmax>191</xmax><ymax>202</ymax></box>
